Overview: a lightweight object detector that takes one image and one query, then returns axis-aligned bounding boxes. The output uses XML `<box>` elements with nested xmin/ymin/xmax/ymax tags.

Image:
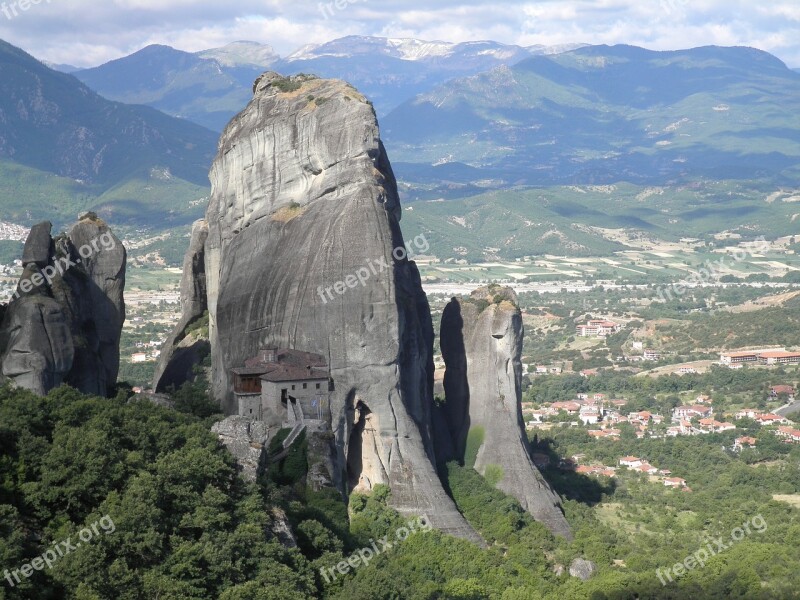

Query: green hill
<box><xmin>384</xmin><ymin>45</ymin><xmax>800</xmax><ymax>187</ymax></box>
<box><xmin>0</xmin><ymin>39</ymin><xmax>216</xmax><ymax>230</ymax></box>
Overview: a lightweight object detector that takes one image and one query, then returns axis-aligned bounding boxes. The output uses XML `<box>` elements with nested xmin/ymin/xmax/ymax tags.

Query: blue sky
<box><xmin>2</xmin><ymin>0</ymin><xmax>799</xmax><ymax>68</ymax></box>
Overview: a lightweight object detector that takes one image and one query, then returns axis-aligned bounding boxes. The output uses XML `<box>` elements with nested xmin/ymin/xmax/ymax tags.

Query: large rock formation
<box><xmin>0</xmin><ymin>214</ymin><xmax>126</xmax><ymax>397</ymax></box>
<box><xmin>153</xmin><ymin>219</ymin><xmax>210</xmax><ymax>392</ymax></box>
<box><xmin>167</xmin><ymin>72</ymin><xmax>481</xmax><ymax>543</ymax></box>
<box><xmin>439</xmin><ymin>286</ymin><xmax>572</xmax><ymax>539</ymax></box>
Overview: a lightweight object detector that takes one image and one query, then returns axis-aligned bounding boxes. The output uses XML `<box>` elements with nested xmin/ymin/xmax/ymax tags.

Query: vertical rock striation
<box><xmin>197</xmin><ymin>72</ymin><xmax>481</xmax><ymax>543</ymax></box>
<box><xmin>439</xmin><ymin>286</ymin><xmax>572</xmax><ymax>539</ymax></box>
<box><xmin>0</xmin><ymin>214</ymin><xmax>126</xmax><ymax>397</ymax></box>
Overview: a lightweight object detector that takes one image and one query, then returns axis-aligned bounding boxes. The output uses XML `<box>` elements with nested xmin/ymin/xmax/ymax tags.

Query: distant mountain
<box><xmin>275</xmin><ymin>36</ymin><xmax>581</xmax><ymax>116</ymax></box>
<box><xmin>382</xmin><ymin>45</ymin><xmax>800</xmax><ymax>188</ymax></box>
<box><xmin>42</xmin><ymin>61</ymin><xmax>79</xmax><ymax>73</ymax></box>
<box><xmin>74</xmin><ymin>44</ymin><xmax>263</xmax><ymax>131</ymax></box>
<box><xmin>69</xmin><ymin>36</ymin><xmax>583</xmax><ymax>129</ymax></box>
<box><xmin>0</xmin><ymin>39</ymin><xmax>216</xmax><ymax>227</ymax></box>
<box><xmin>196</xmin><ymin>40</ymin><xmax>279</xmax><ymax>68</ymax></box>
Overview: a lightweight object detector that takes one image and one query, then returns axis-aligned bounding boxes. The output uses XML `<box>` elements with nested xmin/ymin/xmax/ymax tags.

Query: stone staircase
<box><xmin>282</xmin><ymin>422</ymin><xmax>307</xmax><ymax>449</ymax></box>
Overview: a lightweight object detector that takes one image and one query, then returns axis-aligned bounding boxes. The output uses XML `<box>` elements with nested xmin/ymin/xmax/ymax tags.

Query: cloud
<box><xmin>0</xmin><ymin>0</ymin><xmax>797</xmax><ymax>68</ymax></box>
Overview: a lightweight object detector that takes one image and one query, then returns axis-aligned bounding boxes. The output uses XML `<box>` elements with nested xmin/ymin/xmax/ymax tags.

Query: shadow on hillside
<box><xmin>529</xmin><ymin>438</ymin><xmax>615</xmax><ymax>505</ymax></box>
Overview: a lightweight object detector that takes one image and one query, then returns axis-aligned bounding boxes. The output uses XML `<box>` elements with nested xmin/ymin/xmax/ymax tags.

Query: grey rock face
<box><xmin>153</xmin><ymin>219</ymin><xmax>209</xmax><ymax>392</ymax></box>
<box><xmin>129</xmin><ymin>391</ymin><xmax>175</xmax><ymax>410</ymax></box>
<box><xmin>200</xmin><ymin>73</ymin><xmax>481</xmax><ymax>543</ymax></box>
<box><xmin>63</xmin><ymin>217</ymin><xmax>127</xmax><ymax>393</ymax></box>
<box><xmin>305</xmin><ymin>420</ymin><xmax>340</xmax><ymax>492</ymax></box>
<box><xmin>0</xmin><ymin>216</ymin><xmax>126</xmax><ymax>397</ymax></box>
<box><xmin>211</xmin><ymin>416</ymin><xmax>270</xmax><ymax>482</ymax></box>
<box><xmin>0</xmin><ymin>297</ymin><xmax>74</xmax><ymax>395</ymax></box>
<box><xmin>569</xmin><ymin>558</ymin><xmax>597</xmax><ymax>580</ymax></box>
<box><xmin>22</xmin><ymin>221</ymin><xmax>53</xmax><ymax>268</ymax></box>
<box><xmin>439</xmin><ymin>286</ymin><xmax>572</xmax><ymax>539</ymax></box>
<box><xmin>271</xmin><ymin>507</ymin><xmax>297</xmax><ymax>549</ymax></box>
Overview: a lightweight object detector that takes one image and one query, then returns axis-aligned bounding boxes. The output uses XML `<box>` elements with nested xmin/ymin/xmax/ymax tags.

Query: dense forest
<box><xmin>0</xmin><ymin>384</ymin><xmax>799</xmax><ymax>599</ymax></box>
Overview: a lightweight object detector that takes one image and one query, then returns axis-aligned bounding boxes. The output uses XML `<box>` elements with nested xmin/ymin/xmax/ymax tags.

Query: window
<box><xmin>292</xmin><ymin>385</ymin><xmax>295</xmax><ymax>390</ymax></box>
<box><xmin>316</xmin><ymin>383</ymin><xmax>321</xmax><ymax>389</ymax></box>
<box><xmin>303</xmin><ymin>383</ymin><xmax>308</xmax><ymax>389</ymax></box>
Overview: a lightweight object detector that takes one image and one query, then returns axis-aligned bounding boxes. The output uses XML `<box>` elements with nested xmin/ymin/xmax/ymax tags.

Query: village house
<box><xmin>697</xmin><ymin>418</ymin><xmax>736</xmax><ymax>433</ymax></box>
<box><xmin>551</xmin><ymin>401</ymin><xmax>582</xmax><ymax>414</ymax></box>
<box><xmin>664</xmin><ymin>477</ymin><xmax>687</xmax><ymax>488</ymax></box>
<box><xmin>232</xmin><ymin>348</ymin><xmax>331</xmax><ymax>427</ymax></box>
<box><xmin>576</xmin><ymin>465</ymin><xmax>616</xmax><ymax>477</ymax></box>
<box><xmin>771</xmin><ymin>385</ymin><xmax>795</xmax><ymax>400</ymax></box>
<box><xmin>735</xmin><ymin>408</ymin><xmax>763</xmax><ymax>420</ymax></box>
<box><xmin>775</xmin><ymin>426</ymin><xmax>800</xmax><ymax>443</ymax></box>
<box><xmin>619</xmin><ymin>456</ymin><xmax>642</xmax><ymax>468</ymax></box>
<box><xmin>673</xmin><ymin>404</ymin><xmax>713</xmax><ymax>420</ymax></box>
<box><xmin>733</xmin><ymin>436</ymin><xmax>758</xmax><ymax>451</ymax></box>
<box><xmin>720</xmin><ymin>351</ymin><xmax>760</xmax><ymax>365</ymax></box>
<box><xmin>755</xmin><ymin>413</ymin><xmax>791</xmax><ymax>426</ymax></box>
<box><xmin>759</xmin><ymin>351</ymin><xmax>800</xmax><ymax>366</ymax></box>
<box><xmin>576</xmin><ymin>320</ymin><xmax>620</xmax><ymax>337</ymax></box>
<box><xmin>579</xmin><ymin>405</ymin><xmax>603</xmax><ymax>425</ymax></box>
<box><xmin>643</xmin><ymin>349</ymin><xmax>662</xmax><ymax>361</ymax></box>
<box><xmin>720</xmin><ymin>349</ymin><xmax>800</xmax><ymax>367</ymax></box>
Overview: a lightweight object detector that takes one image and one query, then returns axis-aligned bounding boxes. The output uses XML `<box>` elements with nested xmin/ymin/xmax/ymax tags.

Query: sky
<box><xmin>1</xmin><ymin>0</ymin><xmax>799</xmax><ymax>69</ymax></box>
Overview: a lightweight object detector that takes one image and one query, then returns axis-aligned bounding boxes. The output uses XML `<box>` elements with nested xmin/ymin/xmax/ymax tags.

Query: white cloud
<box><xmin>0</xmin><ymin>0</ymin><xmax>797</xmax><ymax>68</ymax></box>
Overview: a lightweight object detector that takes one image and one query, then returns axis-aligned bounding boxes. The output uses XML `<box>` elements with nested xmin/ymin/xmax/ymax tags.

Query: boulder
<box><xmin>211</xmin><ymin>416</ymin><xmax>270</xmax><ymax>482</ymax></box>
<box><xmin>569</xmin><ymin>558</ymin><xmax>598</xmax><ymax>580</ymax></box>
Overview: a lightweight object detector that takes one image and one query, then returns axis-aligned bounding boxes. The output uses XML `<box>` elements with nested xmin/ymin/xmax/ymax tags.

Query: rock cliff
<box><xmin>439</xmin><ymin>286</ymin><xmax>572</xmax><ymax>538</ymax></box>
<box><xmin>211</xmin><ymin>416</ymin><xmax>270</xmax><ymax>482</ymax></box>
<box><xmin>153</xmin><ymin>219</ymin><xmax>210</xmax><ymax>392</ymax></box>
<box><xmin>177</xmin><ymin>72</ymin><xmax>482</xmax><ymax>543</ymax></box>
<box><xmin>0</xmin><ymin>214</ymin><xmax>126</xmax><ymax>397</ymax></box>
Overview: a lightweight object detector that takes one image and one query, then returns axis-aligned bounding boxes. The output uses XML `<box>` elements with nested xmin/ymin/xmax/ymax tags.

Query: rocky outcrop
<box><xmin>0</xmin><ymin>215</ymin><xmax>126</xmax><ymax>397</ymax></box>
<box><xmin>569</xmin><ymin>558</ymin><xmax>597</xmax><ymax>580</ymax></box>
<box><xmin>439</xmin><ymin>286</ymin><xmax>572</xmax><ymax>539</ymax></box>
<box><xmin>211</xmin><ymin>416</ymin><xmax>270</xmax><ymax>482</ymax></box>
<box><xmin>270</xmin><ymin>508</ymin><xmax>297</xmax><ymax>549</ymax></box>
<box><xmin>189</xmin><ymin>72</ymin><xmax>481</xmax><ymax>543</ymax></box>
<box><xmin>0</xmin><ymin>296</ymin><xmax>74</xmax><ymax>395</ymax></box>
<box><xmin>153</xmin><ymin>219</ymin><xmax>210</xmax><ymax>392</ymax></box>
<box><xmin>305</xmin><ymin>420</ymin><xmax>340</xmax><ymax>492</ymax></box>
<box><xmin>129</xmin><ymin>391</ymin><xmax>175</xmax><ymax>410</ymax></box>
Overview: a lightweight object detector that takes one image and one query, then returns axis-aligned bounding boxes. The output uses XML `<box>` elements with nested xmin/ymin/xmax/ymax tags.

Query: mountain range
<box><xmin>382</xmin><ymin>44</ymin><xmax>800</xmax><ymax>189</ymax></box>
<box><xmin>71</xmin><ymin>36</ymin><xmax>585</xmax><ymax>130</ymax></box>
<box><xmin>0</xmin><ymin>39</ymin><xmax>216</xmax><ymax>229</ymax></box>
<box><xmin>3</xmin><ymin>36</ymin><xmax>800</xmax><ymax>261</ymax></box>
